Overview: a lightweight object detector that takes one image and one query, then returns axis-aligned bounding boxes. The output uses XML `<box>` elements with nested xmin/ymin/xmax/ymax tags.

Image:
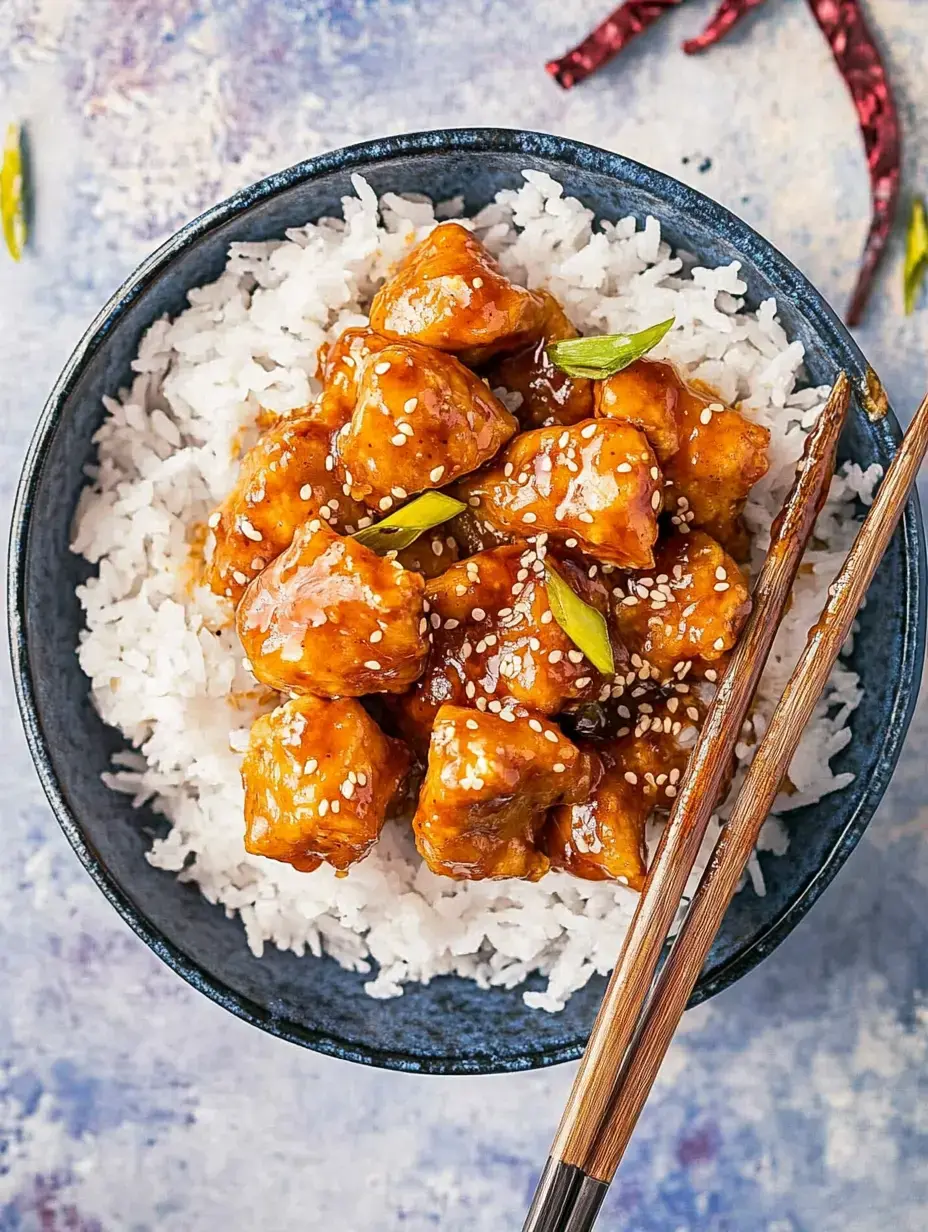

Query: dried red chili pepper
<box><xmin>546</xmin><ymin>1</ymin><xmax>685</xmax><ymax>90</ymax></box>
<box><xmin>681</xmin><ymin>0</ymin><xmax>770</xmax><ymax>54</ymax></box>
<box><xmin>806</xmin><ymin>0</ymin><xmax>901</xmax><ymax>325</ymax></box>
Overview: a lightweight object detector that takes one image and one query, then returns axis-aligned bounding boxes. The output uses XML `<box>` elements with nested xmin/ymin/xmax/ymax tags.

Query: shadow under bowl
<box><xmin>9</xmin><ymin>129</ymin><xmax>926</xmax><ymax>1074</ymax></box>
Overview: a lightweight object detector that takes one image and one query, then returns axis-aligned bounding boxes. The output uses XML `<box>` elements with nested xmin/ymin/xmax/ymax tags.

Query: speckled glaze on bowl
<box><xmin>9</xmin><ymin>129</ymin><xmax>926</xmax><ymax>1074</ymax></box>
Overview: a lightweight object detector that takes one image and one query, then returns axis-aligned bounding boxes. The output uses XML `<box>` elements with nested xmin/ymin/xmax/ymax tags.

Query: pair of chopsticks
<box><xmin>524</xmin><ymin>373</ymin><xmax>928</xmax><ymax>1232</ymax></box>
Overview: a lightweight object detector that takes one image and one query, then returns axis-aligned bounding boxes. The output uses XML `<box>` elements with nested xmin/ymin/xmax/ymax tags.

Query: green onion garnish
<box><xmin>546</xmin><ymin>317</ymin><xmax>674</xmax><ymax>381</ymax></box>
<box><xmin>1</xmin><ymin>122</ymin><xmax>26</xmax><ymax>262</ymax></box>
<box><xmin>545</xmin><ymin>563</ymin><xmax>615</xmax><ymax>676</ymax></box>
<box><xmin>352</xmin><ymin>491</ymin><xmax>465</xmax><ymax>554</ymax></box>
<box><xmin>903</xmin><ymin>198</ymin><xmax>928</xmax><ymax>316</ymax></box>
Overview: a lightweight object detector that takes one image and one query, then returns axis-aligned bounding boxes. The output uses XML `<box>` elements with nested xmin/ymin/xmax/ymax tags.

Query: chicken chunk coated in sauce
<box><xmin>237</xmin><ymin>520</ymin><xmax>428</xmax><ymax>697</ymax></box>
<box><xmin>369</xmin><ymin>222</ymin><xmax>546</xmax><ymax>362</ymax></box>
<box><xmin>664</xmin><ymin>383</ymin><xmax>770</xmax><ymax>558</ymax></box>
<box><xmin>391</xmin><ymin>543</ymin><xmax>626</xmax><ymax>752</ymax></box>
<box><xmin>314</xmin><ymin>327</ymin><xmax>391</xmax><ymax>431</ymax></box>
<box><xmin>613</xmin><ymin>530</ymin><xmax>750</xmax><ymax>682</ymax></box>
<box><xmin>205</xmin><ymin>416</ymin><xmax>367</xmax><ymax>603</ymax></box>
<box><xmin>338</xmin><ymin>339</ymin><xmax>516</xmax><ymax>508</ymax></box>
<box><xmin>413</xmin><ymin>704</ymin><xmax>595</xmax><ymax>881</ymax></box>
<box><xmin>544</xmin><ymin>695</ymin><xmax>705</xmax><ymax>887</ymax></box>
<box><xmin>487</xmin><ymin>291</ymin><xmax>594</xmax><ymax>429</ymax></box>
<box><xmin>455</xmin><ymin>419</ymin><xmax>662</xmax><ymax>569</ymax></box>
<box><xmin>594</xmin><ymin>357</ymin><xmax>681</xmax><ymax>462</ymax></box>
<box><xmin>242</xmin><ymin>695</ymin><xmax>410</xmax><ymax>873</ymax></box>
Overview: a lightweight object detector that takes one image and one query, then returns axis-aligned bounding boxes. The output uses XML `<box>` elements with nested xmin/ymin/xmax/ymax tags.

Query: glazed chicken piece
<box><xmin>487</xmin><ymin>291</ymin><xmax>594</xmax><ymax>429</ymax></box>
<box><xmin>413</xmin><ymin>704</ymin><xmax>595</xmax><ymax>881</ymax></box>
<box><xmin>455</xmin><ymin>419</ymin><xmax>662</xmax><ymax>569</ymax></box>
<box><xmin>594</xmin><ymin>357</ymin><xmax>681</xmax><ymax>462</ymax></box>
<box><xmin>242</xmin><ymin>695</ymin><xmax>410</xmax><ymax>873</ymax></box>
<box><xmin>613</xmin><ymin>531</ymin><xmax>751</xmax><ymax>682</ymax></box>
<box><xmin>369</xmin><ymin>222</ymin><xmax>546</xmax><ymax>362</ymax></box>
<box><xmin>313</xmin><ymin>327</ymin><xmax>391</xmax><ymax>431</ymax></box>
<box><xmin>391</xmin><ymin>543</ymin><xmax>626</xmax><ymax>752</ymax></box>
<box><xmin>664</xmin><ymin>383</ymin><xmax>770</xmax><ymax>558</ymax></box>
<box><xmin>237</xmin><ymin>520</ymin><xmax>428</xmax><ymax>697</ymax></box>
<box><xmin>337</xmin><ymin>339</ymin><xmax>517</xmax><ymax>509</ymax></box>
<box><xmin>205</xmin><ymin>416</ymin><xmax>368</xmax><ymax>603</ymax></box>
<box><xmin>544</xmin><ymin>695</ymin><xmax>705</xmax><ymax>888</ymax></box>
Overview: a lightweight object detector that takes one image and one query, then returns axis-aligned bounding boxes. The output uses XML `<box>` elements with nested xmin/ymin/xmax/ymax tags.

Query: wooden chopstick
<box><xmin>523</xmin><ymin>373</ymin><xmax>852</xmax><ymax>1232</ymax></box>
<box><xmin>579</xmin><ymin>384</ymin><xmax>928</xmax><ymax>1199</ymax></box>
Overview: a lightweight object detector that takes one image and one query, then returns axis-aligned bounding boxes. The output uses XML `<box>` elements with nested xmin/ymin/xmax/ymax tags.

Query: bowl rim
<box><xmin>8</xmin><ymin>126</ymin><xmax>926</xmax><ymax>1075</ymax></box>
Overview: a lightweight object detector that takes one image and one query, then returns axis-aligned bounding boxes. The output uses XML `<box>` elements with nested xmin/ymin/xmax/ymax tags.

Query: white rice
<box><xmin>71</xmin><ymin>171</ymin><xmax>879</xmax><ymax>1012</ymax></box>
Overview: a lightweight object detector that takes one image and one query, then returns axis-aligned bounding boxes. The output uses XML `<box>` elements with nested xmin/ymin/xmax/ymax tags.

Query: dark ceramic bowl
<box><xmin>9</xmin><ymin>129</ymin><xmax>926</xmax><ymax>1074</ymax></box>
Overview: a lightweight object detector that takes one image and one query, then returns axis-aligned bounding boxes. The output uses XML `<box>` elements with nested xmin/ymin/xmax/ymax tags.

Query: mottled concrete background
<box><xmin>1</xmin><ymin>2</ymin><xmax>927</xmax><ymax>1229</ymax></box>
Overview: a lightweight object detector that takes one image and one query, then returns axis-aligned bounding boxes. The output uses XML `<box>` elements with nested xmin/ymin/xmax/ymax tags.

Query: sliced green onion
<box><xmin>903</xmin><ymin>198</ymin><xmax>928</xmax><ymax>316</ymax></box>
<box><xmin>545</xmin><ymin>563</ymin><xmax>615</xmax><ymax>676</ymax></box>
<box><xmin>352</xmin><ymin>491</ymin><xmax>465</xmax><ymax>554</ymax></box>
<box><xmin>546</xmin><ymin>318</ymin><xmax>675</xmax><ymax>380</ymax></box>
<box><xmin>1</xmin><ymin>122</ymin><xmax>26</xmax><ymax>262</ymax></box>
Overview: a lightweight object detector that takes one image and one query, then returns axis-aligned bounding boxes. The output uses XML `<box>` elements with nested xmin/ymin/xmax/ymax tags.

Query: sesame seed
<box><xmin>715</xmin><ymin>566</ymin><xmax>727</xmax><ymax>580</ymax></box>
<box><xmin>238</xmin><ymin>517</ymin><xmax>262</xmax><ymax>542</ymax></box>
<box><xmin>398</xmin><ymin>422</ymin><xmax>414</xmax><ymax>437</ymax></box>
<box><xmin>207</xmin><ymin>511</ymin><xmax>221</xmax><ymax>528</ymax></box>
<box><xmin>471</xmin><ymin>607</ymin><xmax>486</xmax><ymax>621</ymax></box>
<box><xmin>575</xmin><ymin>676</ymin><xmax>592</xmax><ymax>689</ymax></box>
<box><xmin>529</xmin><ymin>719</ymin><xmax>543</xmax><ymax>732</ymax></box>
<box><xmin>705</xmin><ymin>669</ymin><xmax>717</xmax><ymax>682</ymax></box>
<box><xmin>558</xmin><ymin>432</ymin><xmax>570</xmax><ymax>448</ymax></box>
<box><xmin>319</xmin><ymin>800</ymin><xmax>329</xmax><ymax>817</ymax></box>
<box><xmin>713</xmin><ymin>638</ymin><xmax>725</xmax><ymax>650</ymax></box>
<box><xmin>232</xmin><ymin>570</ymin><xmax>248</xmax><ymax>586</ymax></box>
<box><xmin>553</xmin><ymin>762</ymin><xmax>566</xmax><ymax>773</ymax></box>
<box><xmin>529</xmin><ymin>637</ymin><xmax>541</xmax><ymax>651</ymax></box>
<box><xmin>392</xmin><ymin>486</ymin><xmax>407</xmax><ymax>499</ymax></box>
<box><xmin>650</xmin><ymin>467</ymin><xmax>659</xmax><ymax>480</ymax></box>
<box><xmin>578</xmin><ymin>512</ymin><xmax>594</xmax><ymax>524</ymax></box>
<box><xmin>364</xmin><ymin>660</ymin><xmax>382</xmax><ymax>670</ymax></box>
<box><xmin>488</xmin><ymin>699</ymin><xmax>502</xmax><ymax>713</ymax></box>
<box><xmin>548</xmin><ymin>650</ymin><xmax>563</xmax><ymax>664</ymax></box>
<box><xmin>430</xmin><ymin>466</ymin><xmax>445</xmax><ymax>483</ymax></box>
<box><xmin>714</xmin><ymin>582</ymin><xmax>730</xmax><ymax>592</ymax></box>
<box><xmin>624</xmin><ymin>772</ymin><xmax>638</xmax><ymax>785</ymax></box>
<box><xmin>564</xmin><ymin>538</ymin><xmax>578</xmax><ymax>548</ymax></box>
<box><xmin>341</xmin><ymin>780</ymin><xmax>356</xmax><ymax>799</ymax></box>
<box><xmin>522</xmin><ymin>512</ymin><xmax>537</xmax><ymax>524</ymax></box>
<box><xmin>699</xmin><ymin>408</ymin><xmax>713</xmax><ymax>425</ymax></box>
<box><xmin>541</xmin><ymin>610</ymin><xmax>554</xmax><ymax>624</ymax></box>
<box><xmin>444</xmin><ymin>618</ymin><xmax>460</xmax><ymax>630</ymax></box>
<box><xmin>370</xmin><ymin>629</ymin><xmax>383</xmax><ymax>643</ymax></box>
<box><xmin>617</xmin><ymin>462</ymin><xmax>632</xmax><ymax>473</ymax></box>
<box><xmin>466</xmin><ymin>718</ymin><xmax>479</xmax><ymax>730</ymax></box>
<box><xmin>418</xmin><ymin>618</ymin><xmax>428</xmax><ymax>634</ymax></box>
<box><xmin>621</xmin><ymin>595</ymin><xmax>639</xmax><ymax>607</ymax></box>
<box><xmin>379</xmin><ymin>497</ymin><xmax>393</xmax><ymax>511</ymax></box>
<box><xmin>567</xmin><ymin>650</ymin><xmax>584</xmax><ymax>664</ymax></box>
<box><xmin>581</xmin><ymin>423</ymin><xmax>598</xmax><ymax>439</ymax></box>
<box><xmin>374</xmin><ymin>361</ymin><xmax>391</xmax><ymax>375</ymax></box>
<box><xmin>358</xmin><ymin>772</ymin><xmax>368</xmax><ymax>786</ymax></box>
<box><xmin>331</xmin><ymin>800</ymin><xmax>340</xmax><ymax>814</ymax></box>
<box><xmin>666</xmin><ymin>785</ymin><xmax>678</xmax><ymax>798</ymax></box>
<box><xmin>544</xmin><ymin>730</ymin><xmax>559</xmax><ymax>743</ymax></box>
<box><xmin>468</xmin><ymin>496</ymin><xmax>481</xmax><ymax>508</ymax></box>
<box><xmin>476</xmin><ymin>697</ymin><xmax>488</xmax><ymax>711</ymax></box>
<box><xmin>304</xmin><ymin>758</ymin><xmax>318</xmax><ymax>775</ymax></box>
<box><xmin>325</xmin><ymin>455</ymin><xmax>335</xmax><ymax>471</ymax></box>
<box><xmin>503</xmin><ymin>462</ymin><xmax>514</xmax><ymax>477</ymax></box>
<box><xmin>391</xmin><ymin>434</ymin><xmax>407</xmax><ymax>447</ymax></box>
<box><xmin>465</xmin><ymin>682</ymin><xmax>476</xmax><ymax>699</ymax></box>
<box><xmin>651</xmin><ymin>490</ymin><xmax>662</xmax><ymax>511</ymax></box>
